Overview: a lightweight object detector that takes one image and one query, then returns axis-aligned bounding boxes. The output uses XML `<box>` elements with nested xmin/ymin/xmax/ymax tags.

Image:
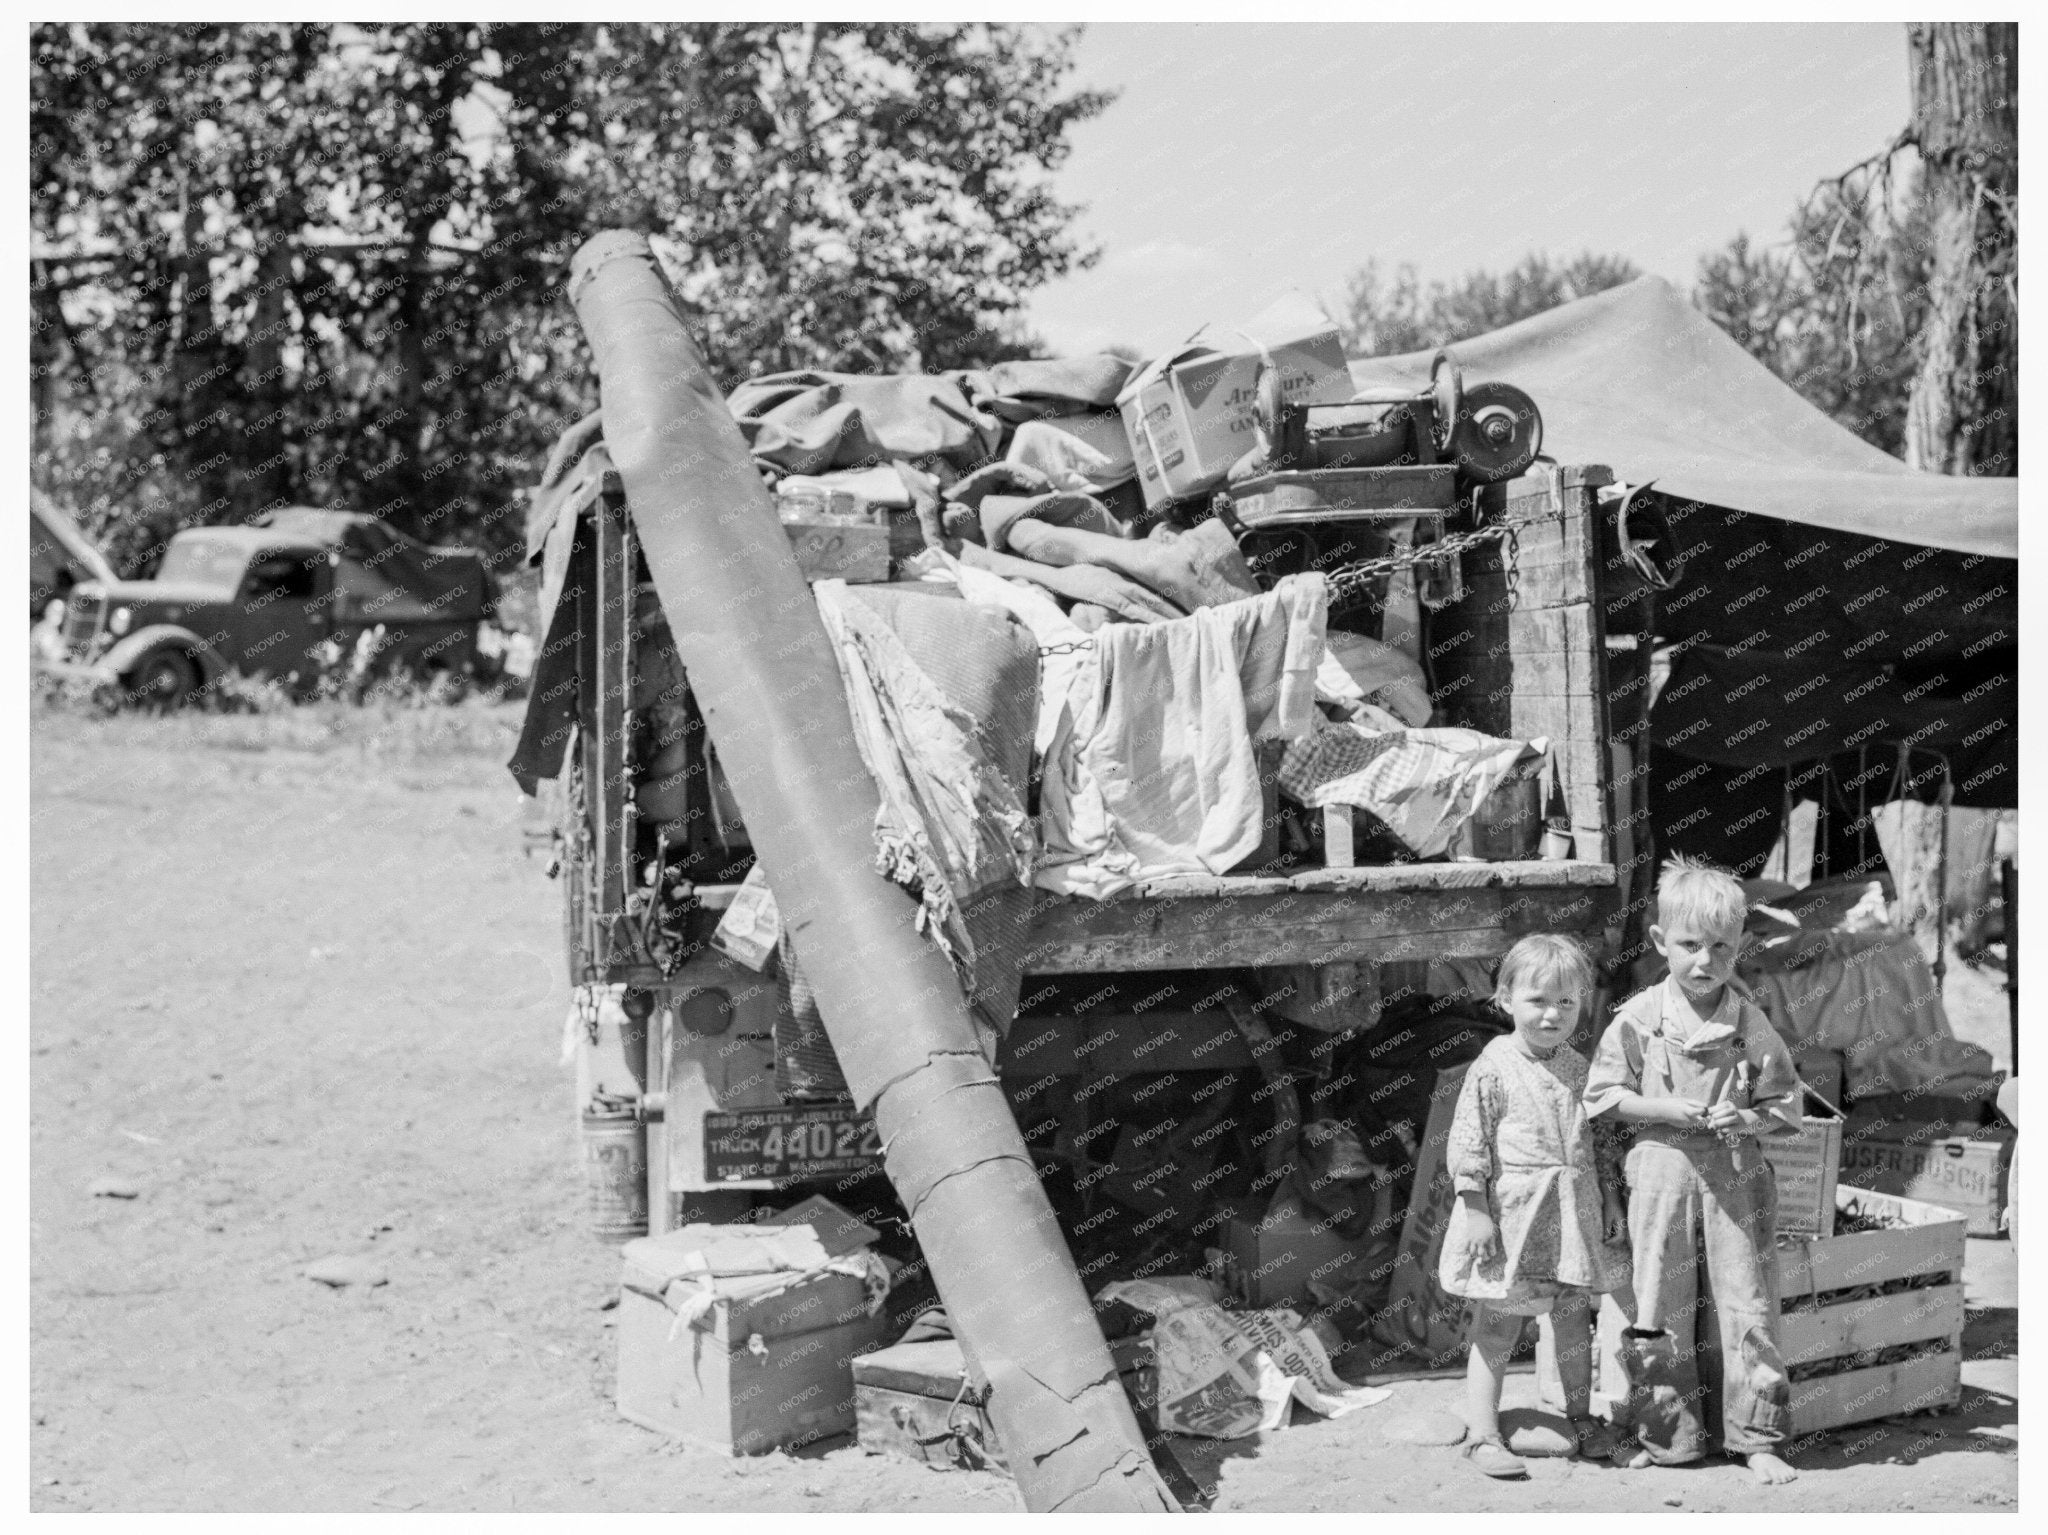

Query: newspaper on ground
<box><xmin>1098</xmin><ymin>1279</ymin><xmax>1391</xmax><ymax>1439</ymax></box>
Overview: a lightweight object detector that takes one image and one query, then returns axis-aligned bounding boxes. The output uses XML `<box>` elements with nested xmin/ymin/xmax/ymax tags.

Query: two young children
<box><xmin>1439</xmin><ymin>855</ymin><xmax>1803</xmax><ymax>1485</ymax></box>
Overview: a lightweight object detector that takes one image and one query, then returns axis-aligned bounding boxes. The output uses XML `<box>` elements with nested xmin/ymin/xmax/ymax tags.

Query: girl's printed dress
<box><xmin>1438</xmin><ymin>1034</ymin><xmax>1629</xmax><ymax>1313</ymax></box>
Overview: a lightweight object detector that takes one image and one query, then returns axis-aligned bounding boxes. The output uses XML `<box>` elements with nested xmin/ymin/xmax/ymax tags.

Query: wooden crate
<box><xmin>1839</xmin><ymin>1126</ymin><xmax>2014</xmax><ymax>1238</ymax></box>
<box><xmin>785</xmin><ymin>519</ymin><xmax>889</xmax><ymax>583</ymax></box>
<box><xmin>1775</xmin><ymin>1186</ymin><xmax>1966</xmax><ymax>1435</ymax></box>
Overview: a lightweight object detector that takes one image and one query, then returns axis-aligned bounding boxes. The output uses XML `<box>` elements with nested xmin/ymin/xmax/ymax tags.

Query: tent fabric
<box><xmin>1347</xmin><ymin>276</ymin><xmax>2016</xmax><ymax>561</ymax></box>
<box><xmin>30</xmin><ymin>489</ymin><xmax>115</xmax><ymax>598</ymax></box>
<box><xmin>254</xmin><ymin>507</ymin><xmax>495</xmax><ymax>623</ymax></box>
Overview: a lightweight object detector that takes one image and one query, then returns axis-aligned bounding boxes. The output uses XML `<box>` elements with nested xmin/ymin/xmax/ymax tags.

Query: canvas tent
<box><xmin>29</xmin><ymin>488</ymin><xmax>114</xmax><ymax>620</ymax></box>
<box><xmin>1351</xmin><ymin>276</ymin><xmax>2017</xmax><ymax>876</ymax></box>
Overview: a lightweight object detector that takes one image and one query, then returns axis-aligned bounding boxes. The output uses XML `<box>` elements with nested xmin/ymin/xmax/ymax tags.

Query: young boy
<box><xmin>1584</xmin><ymin>855</ymin><xmax>1803</xmax><ymax>1485</ymax></box>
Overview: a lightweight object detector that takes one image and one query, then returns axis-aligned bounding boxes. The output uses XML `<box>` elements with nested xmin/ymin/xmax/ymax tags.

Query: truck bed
<box><xmin>687</xmin><ymin>858</ymin><xmax>1614</xmax><ymax>977</ymax></box>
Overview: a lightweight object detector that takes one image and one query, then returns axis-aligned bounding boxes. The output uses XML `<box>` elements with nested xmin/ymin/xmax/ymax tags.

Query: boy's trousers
<box><xmin>1612</xmin><ymin>1134</ymin><xmax>1791</xmax><ymax>1461</ymax></box>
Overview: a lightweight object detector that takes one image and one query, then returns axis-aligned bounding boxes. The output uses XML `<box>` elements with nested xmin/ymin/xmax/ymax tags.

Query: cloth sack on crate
<box><xmin>1279</xmin><ymin>718</ymin><xmax>1543</xmax><ymax>859</ymax></box>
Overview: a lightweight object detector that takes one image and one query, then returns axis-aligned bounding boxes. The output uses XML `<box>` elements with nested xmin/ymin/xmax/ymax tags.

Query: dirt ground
<box><xmin>29</xmin><ymin>704</ymin><xmax>2019</xmax><ymax>1513</ymax></box>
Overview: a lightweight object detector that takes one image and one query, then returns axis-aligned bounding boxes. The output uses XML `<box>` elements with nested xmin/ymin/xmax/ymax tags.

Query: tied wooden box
<box><xmin>616</xmin><ymin>1227</ymin><xmax>888</xmax><ymax>1455</ymax></box>
<box><xmin>1774</xmin><ymin>1187</ymin><xmax>1966</xmax><ymax>1435</ymax></box>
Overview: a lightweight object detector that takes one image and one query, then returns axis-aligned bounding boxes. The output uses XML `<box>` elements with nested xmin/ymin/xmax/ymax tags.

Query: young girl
<box><xmin>1439</xmin><ymin>934</ymin><xmax>1629</xmax><ymax>1479</ymax></box>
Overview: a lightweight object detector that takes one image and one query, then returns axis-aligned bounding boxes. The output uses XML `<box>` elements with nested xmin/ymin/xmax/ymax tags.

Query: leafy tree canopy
<box><xmin>32</xmin><ymin>22</ymin><xmax>1110</xmax><ymax>577</ymax></box>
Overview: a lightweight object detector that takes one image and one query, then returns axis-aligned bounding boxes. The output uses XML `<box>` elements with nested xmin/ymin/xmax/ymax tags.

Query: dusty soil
<box><xmin>29</xmin><ymin>705</ymin><xmax>2018</xmax><ymax>1513</ymax></box>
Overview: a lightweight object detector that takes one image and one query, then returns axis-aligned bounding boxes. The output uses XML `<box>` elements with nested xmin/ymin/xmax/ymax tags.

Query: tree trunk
<box><xmin>239</xmin><ymin>241</ymin><xmax>295</xmax><ymax>517</ymax></box>
<box><xmin>1902</xmin><ymin>23</ymin><xmax>2017</xmax><ymax>476</ymax></box>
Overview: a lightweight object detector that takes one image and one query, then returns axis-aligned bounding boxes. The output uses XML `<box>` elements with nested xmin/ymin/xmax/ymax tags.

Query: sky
<box><xmin>1026</xmin><ymin>23</ymin><xmax>1912</xmax><ymax>357</ymax></box>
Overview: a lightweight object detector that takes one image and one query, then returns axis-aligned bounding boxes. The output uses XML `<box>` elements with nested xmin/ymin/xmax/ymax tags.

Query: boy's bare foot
<box><xmin>1614</xmin><ymin>1447</ymin><xmax>1653</xmax><ymax>1469</ymax></box>
<box><xmin>1747</xmin><ymin>1451</ymin><xmax>1798</xmax><ymax>1485</ymax></box>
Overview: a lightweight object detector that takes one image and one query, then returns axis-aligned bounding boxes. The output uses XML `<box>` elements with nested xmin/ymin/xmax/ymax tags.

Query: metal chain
<box><xmin>1029</xmin><ymin>506</ymin><xmax>1565</xmax><ymax>652</ymax></box>
<box><xmin>1324</xmin><ymin>507</ymin><xmax>1560</xmax><ymax>606</ymax></box>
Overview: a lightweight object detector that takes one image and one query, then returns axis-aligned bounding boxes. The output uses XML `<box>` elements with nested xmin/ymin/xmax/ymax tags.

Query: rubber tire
<box><xmin>127</xmin><ymin>649</ymin><xmax>200</xmax><ymax>712</ymax></box>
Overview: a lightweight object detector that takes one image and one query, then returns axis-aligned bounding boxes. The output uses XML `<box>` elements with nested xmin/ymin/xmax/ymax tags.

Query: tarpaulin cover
<box><xmin>1348</xmin><ymin>276</ymin><xmax>2016</xmax><ymax>560</ymax></box>
<box><xmin>30</xmin><ymin>488</ymin><xmax>114</xmax><ymax>591</ymax></box>
<box><xmin>253</xmin><ymin>507</ymin><xmax>495</xmax><ymax>622</ymax></box>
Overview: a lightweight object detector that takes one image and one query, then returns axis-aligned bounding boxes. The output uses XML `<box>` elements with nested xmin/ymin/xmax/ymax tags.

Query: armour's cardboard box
<box><xmin>1118</xmin><ymin>294</ymin><xmax>1352</xmax><ymax>510</ymax></box>
<box><xmin>1761</xmin><ymin>1086</ymin><xmax>1844</xmax><ymax>1238</ymax></box>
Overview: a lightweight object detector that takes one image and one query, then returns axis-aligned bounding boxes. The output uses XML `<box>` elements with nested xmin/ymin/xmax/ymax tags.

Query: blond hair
<box><xmin>1656</xmin><ymin>853</ymin><xmax>1748</xmax><ymax>935</ymax></box>
<box><xmin>1493</xmin><ymin>933</ymin><xmax>1594</xmax><ymax>1007</ymax></box>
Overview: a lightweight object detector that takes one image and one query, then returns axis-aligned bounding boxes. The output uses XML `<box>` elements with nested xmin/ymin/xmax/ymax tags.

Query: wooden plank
<box><xmin>1788</xmin><ymin>1349</ymin><xmax>1962</xmax><ymax>1436</ymax></box>
<box><xmin>595</xmin><ymin>502</ymin><xmax>631</xmax><ymax>915</ymax></box>
<box><xmin>1773</xmin><ymin>1190</ymin><xmax>1968</xmax><ymax>1299</ymax></box>
<box><xmin>1322</xmin><ymin>805</ymin><xmax>1356</xmax><ymax>869</ymax></box>
<box><xmin>1021</xmin><ymin>884</ymin><xmax>1614</xmax><ymax>973</ymax></box>
<box><xmin>1284</xmin><ymin>859</ymin><xmax>1615</xmax><ymax>893</ymax></box>
<box><xmin>1780</xmin><ymin>1283</ymin><xmax>1964</xmax><ymax>1368</ymax></box>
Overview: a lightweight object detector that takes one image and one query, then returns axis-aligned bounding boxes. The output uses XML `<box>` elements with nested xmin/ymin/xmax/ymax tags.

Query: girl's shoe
<box><xmin>1569</xmin><ymin>1415</ymin><xmax>1620</xmax><ymax>1461</ymax></box>
<box><xmin>1463</xmin><ymin>1436</ymin><xmax>1530</xmax><ymax>1480</ymax></box>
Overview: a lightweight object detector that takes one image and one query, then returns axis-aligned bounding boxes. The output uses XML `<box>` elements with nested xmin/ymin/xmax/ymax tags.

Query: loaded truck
<box><xmin>514</xmin><ymin>232</ymin><xmax>1657</xmax><ymax>1510</ymax></box>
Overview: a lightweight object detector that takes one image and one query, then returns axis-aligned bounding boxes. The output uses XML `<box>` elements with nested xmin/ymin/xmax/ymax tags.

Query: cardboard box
<box><xmin>1838</xmin><ymin>1126</ymin><xmax>2014</xmax><ymax>1237</ymax></box>
<box><xmin>785</xmin><ymin>519</ymin><xmax>889</xmax><ymax>583</ymax></box>
<box><xmin>616</xmin><ymin>1226</ymin><xmax>888</xmax><ymax>1454</ymax></box>
<box><xmin>1118</xmin><ymin>294</ymin><xmax>1352</xmax><ymax>509</ymax></box>
<box><xmin>1762</xmin><ymin>1094</ymin><xmax>1844</xmax><ymax>1239</ymax></box>
<box><xmin>1222</xmin><ymin>1198</ymin><xmax>1368</xmax><ymax>1309</ymax></box>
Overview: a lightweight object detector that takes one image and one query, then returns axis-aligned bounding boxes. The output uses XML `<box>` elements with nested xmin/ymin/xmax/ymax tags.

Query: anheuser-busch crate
<box><xmin>1774</xmin><ymin>1187</ymin><xmax>1966</xmax><ymax>1436</ymax></box>
<box><xmin>1838</xmin><ymin>1125</ymin><xmax>2014</xmax><ymax>1238</ymax></box>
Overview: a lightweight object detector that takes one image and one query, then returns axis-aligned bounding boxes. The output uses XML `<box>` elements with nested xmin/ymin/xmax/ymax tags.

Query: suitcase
<box><xmin>852</xmin><ymin>1335</ymin><xmax>1155</xmax><ymax>1475</ymax></box>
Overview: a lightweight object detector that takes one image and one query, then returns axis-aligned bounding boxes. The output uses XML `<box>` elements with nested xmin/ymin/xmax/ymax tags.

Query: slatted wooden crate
<box><xmin>1775</xmin><ymin>1187</ymin><xmax>1966</xmax><ymax>1435</ymax></box>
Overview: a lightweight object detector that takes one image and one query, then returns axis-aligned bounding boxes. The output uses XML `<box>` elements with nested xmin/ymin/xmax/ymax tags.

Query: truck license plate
<box><xmin>703</xmin><ymin>1105</ymin><xmax>881</xmax><ymax>1183</ymax></box>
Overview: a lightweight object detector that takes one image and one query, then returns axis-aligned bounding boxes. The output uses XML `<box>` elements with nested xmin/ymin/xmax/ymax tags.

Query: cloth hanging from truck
<box><xmin>809</xmin><ymin>581</ymin><xmax>1040</xmax><ymax>1054</ymax></box>
<box><xmin>1031</xmin><ymin>574</ymin><xmax>1328</xmax><ymax>899</ymax></box>
<box><xmin>1739</xmin><ymin>925</ymin><xmax>1998</xmax><ymax>1100</ymax></box>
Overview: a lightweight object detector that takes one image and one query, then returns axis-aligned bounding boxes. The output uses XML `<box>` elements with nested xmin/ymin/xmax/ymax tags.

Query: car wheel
<box><xmin>128</xmin><ymin>650</ymin><xmax>200</xmax><ymax>712</ymax></box>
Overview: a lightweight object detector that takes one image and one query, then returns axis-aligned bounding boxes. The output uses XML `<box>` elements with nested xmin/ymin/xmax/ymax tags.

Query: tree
<box><xmin>1694</xmin><ymin>24</ymin><xmax>2018</xmax><ymax>957</ymax></box>
<box><xmin>1696</xmin><ymin>24</ymin><xmax>2016</xmax><ymax>473</ymax></box>
<box><xmin>31</xmin><ymin>22</ymin><xmax>1109</xmax><ymax>572</ymax></box>
<box><xmin>1694</xmin><ymin>183</ymin><xmax>1933</xmax><ymax>459</ymax></box>
<box><xmin>1334</xmin><ymin>250</ymin><xmax>1641</xmax><ymax>357</ymax></box>
<box><xmin>1902</xmin><ymin>22</ymin><xmax>2016</xmax><ymax>475</ymax></box>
